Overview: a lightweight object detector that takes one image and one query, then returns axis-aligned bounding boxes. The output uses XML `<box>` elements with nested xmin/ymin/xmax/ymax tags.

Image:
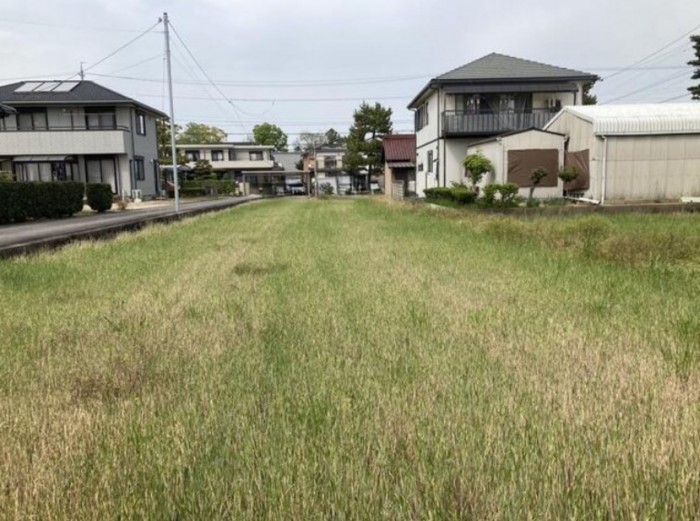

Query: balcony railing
<box><xmin>0</xmin><ymin>113</ymin><xmax>127</xmax><ymax>132</ymax></box>
<box><xmin>443</xmin><ymin>109</ymin><xmax>556</xmax><ymax>136</ymax></box>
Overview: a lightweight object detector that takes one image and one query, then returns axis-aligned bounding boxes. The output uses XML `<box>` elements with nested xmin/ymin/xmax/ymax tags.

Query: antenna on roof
<box><xmin>79</xmin><ymin>62</ymin><xmax>85</xmax><ymax>80</ymax></box>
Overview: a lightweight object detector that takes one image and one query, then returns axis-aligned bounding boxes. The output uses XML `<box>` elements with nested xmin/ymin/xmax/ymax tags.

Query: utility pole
<box><xmin>79</xmin><ymin>62</ymin><xmax>85</xmax><ymax>80</ymax></box>
<box><xmin>163</xmin><ymin>12</ymin><xmax>180</xmax><ymax>212</ymax></box>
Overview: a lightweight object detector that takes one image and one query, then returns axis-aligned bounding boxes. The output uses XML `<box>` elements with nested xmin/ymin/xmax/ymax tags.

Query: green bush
<box><xmin>86</xmin><ymin>183</ymin><xmax>114</xmax><ymax>213</ymax></box>
<box><xmin>320</xmin><ymin>183</ymin><xmax>334</xmax><ymax>196</ymax></box>
<box><xmin>181</xmin><ymin>187</ymin><xmax>207</xmax><ymax>198</ymax></box>
<box><xmin>451</xmin><ymin>188</ymin><xmax>477</xmax><ymax>205</ymax></box>
<box><xmin>480</xmin><ymin>183</ymin><xmax>521</xmax><ymax>209</ymax></box>
<box><xmin>0</xmin><ymin>182</ymin><xmax>85</xmax><ymax>223</ymax></box>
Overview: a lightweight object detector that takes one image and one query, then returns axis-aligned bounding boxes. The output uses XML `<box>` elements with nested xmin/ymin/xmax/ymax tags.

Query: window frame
<box><xmin>427</xmin><ymin>150</ymin><xmax>434</xmax><ymax>173</ymax></box>
<box><xmin>211</xmin><ymin>150</ymin><xmax>224</xmax><ymax>162</ymax></box>
<box><xmin>136</xmin><ymin>110</ymin><xmax>147</xmax><ymax>136</ymax></box>
<box><xmin>134</xmin><ymin>156</ymin><xmax>145</xmax><ymax>181</ymax></box>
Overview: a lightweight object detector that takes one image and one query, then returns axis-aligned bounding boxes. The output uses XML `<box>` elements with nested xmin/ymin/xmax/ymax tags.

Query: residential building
<box><xmin>383</xmin><ymin>134</ymin><xmax>416</xmax><ymax>199</ymax></box>
<box><xmin>240</xmin><ymin>150</ymin><xmax>307</xmax><ymax>196</ymax></box>
<box><xmin>465</xmin><ymin>128</ymin><xmax>566</xmax><ymax>200</ymax></box>
<box><xmin>176</xmin><ymin>142</ymin><xmax>275</xmax><ymax>181</ymax></box>
<box><xmin>407</xmin><ymin>53</ymin><xmax>597</xmax><ymax>195</ymax></box>
<box><xmin>302</xmin><ymin>145</ymin><xmax>354</xmax><ymax>194</ymax></box>
<box><xmin>0</xmin><ymin>80</ymin><xmax>165</xmax><ymax>197</ymax></box>
<box><xmin>545</xmin><ymin>104</ymin><xmax>700</xmax><ymax>203</ymax></box>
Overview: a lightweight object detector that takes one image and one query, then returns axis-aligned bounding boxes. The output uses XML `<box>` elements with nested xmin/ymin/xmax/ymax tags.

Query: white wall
<box><xmin>605</xmin><ymin>135</ymin><xmax>700</xmax><ymax>201</ymax></box>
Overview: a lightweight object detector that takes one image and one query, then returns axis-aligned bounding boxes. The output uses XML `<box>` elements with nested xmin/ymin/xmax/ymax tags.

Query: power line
<box><xmin>601</xmin><ymin>69</ymin><xmax>690</xmax><ymax>104</ymax></box>
<box><xmin>70</xmin><ymin>19</ymin><xmax>162</xmax><ymax>80</ymax></box>
<box><xmin>167</xmin><ymin>20</ymin><xmax>248</xmax><ymax>134</ymax></box>
<box><xmin>132</xmin><ymin>92</ymin><xmax>412</xmax><ymax>103</ymax></box>
<box><xmin>105</xmin><ymin>54</ymin><xmax>163</xmax><ymax>75</ymax></box>
<box><xmin>601</xmin><ymin>21</ymin><xmax>700</xmax><ymax>81</ymax></box>
<box><xmin>659</xmin><ymin>93</ymin><xmax>692</xmax><ymax>103</ymax></box>
<box><xmin>0</xmin><ymin>17</ymin><xmax>157</xmax><ymax>33</ymax></box>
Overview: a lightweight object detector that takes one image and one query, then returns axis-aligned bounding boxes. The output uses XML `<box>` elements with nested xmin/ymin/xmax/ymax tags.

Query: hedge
<box><xmin>86</xmin><ymin>183</ymin><xmax>113</xmax><ymax>213</ymax></box>
<box><xmin>0</xmin><ymin>182</ymin><xmax>85</xmax><ymax>224</ymax></box>
<box><xmin>424</xmin><ymin>186</ymin><xmax>476</xmax><ymax>206</ymax></box>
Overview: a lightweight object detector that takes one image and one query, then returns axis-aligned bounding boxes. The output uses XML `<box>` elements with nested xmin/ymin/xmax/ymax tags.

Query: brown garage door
<box><xmin>507</xmin><ymin>149</ymin><xmax>559</xmax><ymax>187</ymax></box>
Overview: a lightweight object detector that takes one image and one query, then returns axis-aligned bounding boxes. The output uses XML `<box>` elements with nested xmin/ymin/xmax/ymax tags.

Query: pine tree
<box><xmin>343</xmin><ymin>102</ymin><xmax>393</xmax><ymax>190</ymax></box>
<box><xmin>688</xmin><ymin>35</ymin><xmax>700</xmax><ymax>100</ymax></box>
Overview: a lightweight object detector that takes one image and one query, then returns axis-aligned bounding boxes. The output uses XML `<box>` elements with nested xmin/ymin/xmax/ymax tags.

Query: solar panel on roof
<box><xmin>52</xmin><ymin>81</ymin><xmax>79</xmax><ymax>93</ymax></box>
<box><xmin>33</xmin><ymin>81</ymin><xmax>62</xmax><ymax>92</ymax></box>
<box><xmin>14</xmin><ymin>82</ymin><xmax>43</xmax><ymax>92</ymax></box>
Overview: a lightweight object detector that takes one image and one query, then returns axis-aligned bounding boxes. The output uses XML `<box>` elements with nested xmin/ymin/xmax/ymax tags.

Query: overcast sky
<box><xmin>1</xmin><ymin>0</ymin><xmax>699</xmax><ymax>143</ymax></box>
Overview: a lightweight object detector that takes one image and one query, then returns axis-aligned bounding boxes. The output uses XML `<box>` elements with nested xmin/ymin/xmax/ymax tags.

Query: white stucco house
<box><xmin>545</xmin><ymin>103</ymin><xmax>700</xmax><ymax>203</ymax></box>
<box><xmin>0</xmin><ymin>80</ymin><xmax>165</xmax><ymax>197</ymax></box>
<box><xmin>407</xmin><ymin>53</ymin><xmax>597</xmax><ymax>196</ymax></box>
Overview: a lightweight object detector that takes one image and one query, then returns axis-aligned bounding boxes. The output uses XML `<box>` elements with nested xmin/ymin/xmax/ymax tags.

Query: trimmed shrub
<box><xmin>480</xmin><ymin>183</ymin><xmax>521</xmax><ymax>209</ymax></box>
<box><xmin>0</xmin><ymin>182</ymin><xmax>85</xmax><ymax>224</ymax></box>
<box><xmin>451</xmin><ymin>188</ymin><xmax>477</xmax><ymax>205</ymax></box>
<box><xmin>181</xmin><ymin>187</ymin><xmax>207</xmax><ymax>198</ymax></box>
<box><xmin>86</xmin><ymin>183</ymin><xmax>113</xmax><ymax>213</ymax></box>
<box><xmin>320</xmin><ymin>183</ymin><xmax>334</xmax><ymax>196</ymax></box>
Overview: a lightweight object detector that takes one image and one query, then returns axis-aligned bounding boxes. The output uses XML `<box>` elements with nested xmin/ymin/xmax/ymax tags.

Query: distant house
<box><xmin>0</xmin><ymin>80</ymin><xmax>166</xmax><ymax>197</ymax></box>
<box><xmin>239</xmin><ymin>150</ymin><xmax>308</xmax><ymax>196</ymax></box>
<box><xmin>382</xmin><ymin>134</ymin><xmax>416</xmax><ymax>199</ymax></box>
<box><xmin>302</xmin><ymin>145</ymin><xmax>355</xmax><ymax>194</ymax></box>
<box><xmin>407</xmin><ymin>53</ymin><xmax>597</xmax><ymax>195</ymax></box>
<box><xmin>545</xmin><ymin>104</ymin><xmax>700</xmax><ymax>203</ymax></box>
<box><xmin>176</xmin><ymin>142</ymin><xmax>275</xmax><ymax>180</ymax></box>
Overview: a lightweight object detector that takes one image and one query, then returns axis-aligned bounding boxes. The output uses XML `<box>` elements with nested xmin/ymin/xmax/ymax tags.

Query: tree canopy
<box><xmin>583</xmin><ymin>81</ymin><xmax>598</xmax><ymax>105</ymax></box>
<box><xmin>177</xmin><ymin>122</ymin><xmax>226</xmax><ymax>144</ymax></box>
<box><xmin>253</xmin><ymin>123</ymin><xmax>288</xmax><ymax>151</ymax></box>
<box><xmin>293</xmin><ymin>129</ymin><xmax>345</xmax><ymax>152</ymax></box>
<box><xmin>156</xmin><ymin>119</ymin><xmax>186</xmax><ymax>164</ymax></box>
<box><xmin>689</xmin><ymin>35</ymin><xmax>700</xmax><ymax>100</ymax></box>
<box><xmin>343</xmin><ymin>102</ymin><xmax>393</xmax><ymax>177</ymax></box>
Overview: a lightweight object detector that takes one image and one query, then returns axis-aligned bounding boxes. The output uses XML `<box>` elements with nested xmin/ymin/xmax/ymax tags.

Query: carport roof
<box><xmin>546</xmin><ymin>103</ymin><xmax>700</xmax><ymax>136</ymax></box>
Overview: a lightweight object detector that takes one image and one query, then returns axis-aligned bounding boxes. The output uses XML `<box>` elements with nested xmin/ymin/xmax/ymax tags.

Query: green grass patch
<box><xmin>1</xmin><ymin>198</ymin><xmax>700</xmax><ymax>519</ymax></box>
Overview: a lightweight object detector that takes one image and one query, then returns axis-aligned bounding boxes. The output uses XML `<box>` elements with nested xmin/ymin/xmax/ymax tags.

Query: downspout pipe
<box><xmin>601</xmin><ymin>135</ymin><xmax>608</xmax><ymax>206</ymax></box>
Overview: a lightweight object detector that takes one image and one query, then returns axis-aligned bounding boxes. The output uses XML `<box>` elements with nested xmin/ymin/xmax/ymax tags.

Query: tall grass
<box><xmin>1</xmin><ymin>198</ymin><xmax>700</xmax><ymax>519</ymax></box>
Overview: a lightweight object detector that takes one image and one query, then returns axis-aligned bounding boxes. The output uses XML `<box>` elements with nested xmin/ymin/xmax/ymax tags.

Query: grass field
<box><xmin>1</xmin><ymin>198</ymin><xmax>700</xmax><ymax>519</ymax></box>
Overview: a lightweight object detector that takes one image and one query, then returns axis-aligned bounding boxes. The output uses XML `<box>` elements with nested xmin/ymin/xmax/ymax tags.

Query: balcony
<box><xmin>0</xmin><ymin>125</ymin><xmax>130</xmax><ymax>155</ymax></box>
<box><xmin>442</xmin><ymin>109</ymin><xmax>557</xmax><ymax>136</ymax></box>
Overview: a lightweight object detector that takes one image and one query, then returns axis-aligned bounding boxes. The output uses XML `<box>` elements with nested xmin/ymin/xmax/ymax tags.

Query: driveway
<box><xmin>0</xmin><ymin>196</ymin><xmax>261</xmax><ymax>257</ymax></box>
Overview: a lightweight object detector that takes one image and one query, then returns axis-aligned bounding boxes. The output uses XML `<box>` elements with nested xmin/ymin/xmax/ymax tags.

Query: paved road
<box><xmin>0</xmin><ymin>196</ymin><xmax>261</xmax><ymax>257</ymax></box>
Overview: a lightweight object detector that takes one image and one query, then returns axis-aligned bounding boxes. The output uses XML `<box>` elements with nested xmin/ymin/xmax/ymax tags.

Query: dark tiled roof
<box><xmin>437</xmin><ymin>53</ymin><xmax>597</xmax><ymax>82</ymax></box>
<box><xmin>408</xmin><ymin>53</ymin><xmax>597</xmax><ymax>108</ymax></box>
<box><xmin>383</xmin><ymin>134</ymin><xmax>416</xmax><ymax>163</ymax></box>
<box><xmin>0</xmin><ymin>80</ymin><xmax>167</xmax><ymax>117</ymax></box>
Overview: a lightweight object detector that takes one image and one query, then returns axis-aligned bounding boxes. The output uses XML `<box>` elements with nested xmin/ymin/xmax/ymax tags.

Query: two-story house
<box><xmin>302</xmin><ymin>145</ymin><xmax>353</xmax><ymax>194</ymax></box>
<box><xmin>408</xmin><ymin>53</ymin><xmax>597</xmax><ymax>195</ymax></box>
<box><xmin>176</xmin><ymin>142</ymin><xmax>275</xmax><ymax>181</ymax></box>
<box><xmin>0</xmin><ymin>80</ymin><xmax>165</xmax><ymax>197</ymax></box>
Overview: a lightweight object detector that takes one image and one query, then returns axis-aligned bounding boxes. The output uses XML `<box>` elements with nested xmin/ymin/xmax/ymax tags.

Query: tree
<box><xmin>344</xmin><ymin>102</ymin><xmax>393</xmax><ymax>188</ymax></box>
<box><xmin>253</xmin><ymin>122</ymin><xmax>288</xmax><ymax>151</ymax></box>
<box><xmin>325</xmin><ymin>128</ymin><xmax>344</xmax><ymax>147</ymax></box>
<box><xmin>558</xmin><ymin>165</ymin><xmax>580</xmax><ymax>196</ymax></box>
<box><xmin>583</xmin><ymin>81</ymin><xmax>598</xmax><ymax>105</ymax></box>
<box><xmin>689</xmin><ymin>35</ymin><xmax>700</xmax><ymax>100</ymax></box>
<box><xmin>529</xmin><ymin>168</ymin><xmax>550</xmax><ymax>202</ymax></box>
<box><xmin>156</xmin><ymin>118</ymin><xmax>183</xmax><ymax>164</ymax></box>
<box><xmin>193</xmin><ymin>159</ymin><xmax>213</xmax><ymax>179</ymax></box>
<box><xmin>294</xmin><ymin>132</ymin><xmax>327</xmax><ymax>152</ymax></box>
<box><xmin>177</xmin><ymin>122</ymin><xmax>226</xmax><ymax>144</ymax></box>
<box><xmin>462</xmin><ymin>152</ymin><xmax>493</xmax><ymax>191</ymax></box>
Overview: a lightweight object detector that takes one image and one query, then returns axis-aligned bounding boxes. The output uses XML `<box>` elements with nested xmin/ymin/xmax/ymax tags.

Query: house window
<box><xmin>228</xmin><ymin>149</ymin><xmax>237</xmax><ymax>161</ymax></box>
<box><xmin>415</xmin><ymin>103</ymin><xmax>429</xmax><ymax>131</ymax></box>
<box><xmin>85</xmin><ymin>107</ymin><xmax>116</xmax><ymax>129</ymax></box>
<box><xmin>250</xmin><ymin>151</ymin><xmax>264</xmax><ymax>161</ymax></box>
<box><xmin>324</xmin><ymin>156</ymin><xmax>337</xmax><ymax>170</ymax></box>
<box><xmin>136</xmin><ymin>111</ymin><xmax>146</xmax><ymax>135</ymax></box>
<box><xmin>134</xmin><ymin>157</ymin><xmax>145</xmax><ymax>181</ymax></box>
<box><xmin>185</xmin><ymin>150</ymin><xmax>201</xmax><ymax>162</ymax></box>
<box><xmin>427</xmin><ymin>150</ymin><xmax>433</xmax><ymax>173</ymax></box>
<box><xmin>211</xmin><ymin>150</ymin><xmax>224</xmax><ymax>161</ymax></box>
<box><xmin>17</xmin><ymin>109</ymin><xmax>48</xmax><ymax>130</ymax></box>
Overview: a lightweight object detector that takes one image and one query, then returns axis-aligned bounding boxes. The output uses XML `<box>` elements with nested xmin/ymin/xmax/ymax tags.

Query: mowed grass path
<box><xmin>1</xmin><ymin>198</ymin><xmax>700</xmax><ymax>519</ymax></box>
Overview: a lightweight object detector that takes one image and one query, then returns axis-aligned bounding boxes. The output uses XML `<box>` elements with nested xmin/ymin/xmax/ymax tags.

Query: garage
<box><xmin>545</xmin><ymin>104</ymin><xmax>700</xmax><ymax>204</ymax></box>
